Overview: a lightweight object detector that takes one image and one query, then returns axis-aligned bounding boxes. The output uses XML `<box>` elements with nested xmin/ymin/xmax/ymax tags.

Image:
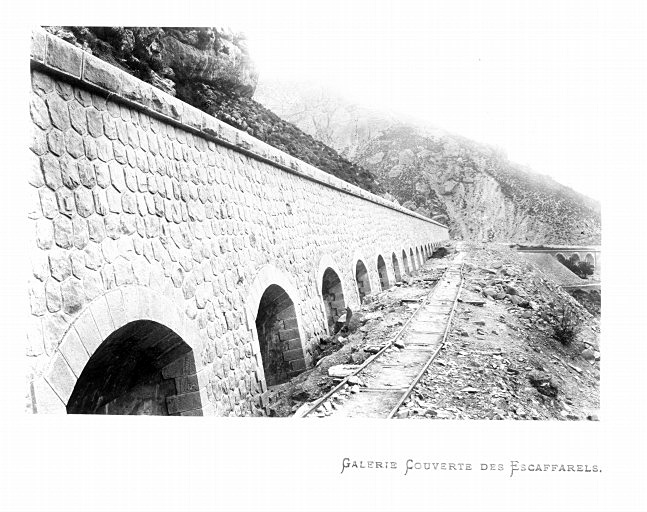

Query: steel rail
<box><xmin>386</xmin><ymin>263</ymin><xmax>464</xmax><ymax>419</ymax></box>
<box><xmin>297</xmin><ymin>260</ymin><xmax>462</xmax><ymax>418</ymax></box>
<box><xmin>297</xmin><ymin>277</ymin><xmax>441</xmax><ymax>418</ymax></box>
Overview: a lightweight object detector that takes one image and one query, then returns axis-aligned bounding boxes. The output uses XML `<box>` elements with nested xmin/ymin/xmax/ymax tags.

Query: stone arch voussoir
<box><xmin>32</xmin><ymin>285</ymin><xmax>205</xmax><ymax>414</ymax></box>
<box><xmin>245</xmin><ymin>264</ymin><xmax>308</xmax><ymax>387</ymax></box>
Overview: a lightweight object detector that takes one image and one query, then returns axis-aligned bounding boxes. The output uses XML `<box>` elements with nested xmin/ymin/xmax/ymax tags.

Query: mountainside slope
<box><xmin>43</xmin><ymin>27</ymin><xmax>382</xmax><ymax>194</ymax></box>
<box><xmin>256</xmin><ymin>80</ymin><xmax>601</xmax><ymax>244</ymax></box>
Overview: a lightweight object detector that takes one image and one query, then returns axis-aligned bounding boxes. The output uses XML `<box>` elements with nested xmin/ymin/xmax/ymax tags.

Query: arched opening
<box><xmin>569</xmin><ymin>253</ymin><xmax>581</xmax><ymax>264</ymax></box>
<box><xmin>321</xmin><ymin>268</ymin><xmax>346</xmax><ymax>333</ymax></box>
<box><xmin>556</xmin><ymin>253</ymin><xmax>566</xmax><ymax>264</ymax></box>
<box><xmin>377</xmin><ymin>255</ymin><xmax>389</xmax><ymax>290</ymax></box>
<box><xmin>402</xmin><ymin>250</ymin><xmax>410</xmax><ymax>274</ymax></box>
<box><xmin>409</xmin><ymin>248</ymin><xmax>416</xmax><ymax>270</ymax></box>
<box><xmin>392</xmin><ymin>253</ymin><xmax>402</xmax><ymax>282</ymax></box>
<box><xmin>585</xmin><ymin>253</ymin><xmax>595</xmax><ymax>268</ymax></box>
<box><xmin>255</xmin><ymin>284</ymin><xmax>305</xmax><ymax>387</ymax></box>
<box><xmin>355</xmin><ymin>260</ymin><xmax>372</xmax><ymax>303</ymax></box>
<box><xmin>67</xmin><ymin>320</ymin><xmax>202</xmax><ymax>415</ymax></box>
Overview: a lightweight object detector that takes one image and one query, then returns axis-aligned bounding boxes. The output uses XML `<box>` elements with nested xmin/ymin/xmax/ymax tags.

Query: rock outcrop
<box><xmin>43</xmin><ymin>27</ymin><xmax>382</xmax><ymax>194</ymax></box>
<box><xmin>256</xmin><ymin>81</ymin><xmax>601</xmax><ymax>244</ymax></box>
<box><xmin>355</xmin><ymin>125</ymin><xmax>601</xmax><ymax>244</ymax></box>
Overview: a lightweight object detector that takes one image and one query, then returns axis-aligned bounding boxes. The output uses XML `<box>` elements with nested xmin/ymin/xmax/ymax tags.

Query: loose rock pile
<box><xmin>398</xmin><ymin>242</ymin><xmax>600</xmax><ymax>420</ymax></box>
<box><xmin>262</xmin><ymin>267</ymin><xmax>445</xmax><ymax>416</ymax></box>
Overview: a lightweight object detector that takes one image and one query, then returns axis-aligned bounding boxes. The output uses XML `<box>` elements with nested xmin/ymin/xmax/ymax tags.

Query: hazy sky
<box><xmin>211</xmin><ymin>0</ymin><xmax>645</xmax><ymax>202</ymax></box>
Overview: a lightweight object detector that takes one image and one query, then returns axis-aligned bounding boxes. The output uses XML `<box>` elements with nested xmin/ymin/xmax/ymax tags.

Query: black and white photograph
<box><xmin>2</xmin><ymin>0</ymin><xmax>645</xmax><ymax>510</ymax></box>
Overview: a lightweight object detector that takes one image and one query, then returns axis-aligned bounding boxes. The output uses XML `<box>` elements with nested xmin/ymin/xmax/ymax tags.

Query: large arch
<box><xmin>415</xmin><ymin>247</ymin><xmax>422</xmax><ymax>268</ymax></box>
<box><xmin>32</xmin><ymin>286</ymin><xmax>207</xmax><ymax>415</ymax></box>
<box><xmin>402</xmin><ymin>250</ymin><xmax>410</xmax><ymax>275</ymax></box>
<box><xmin>392</xmin><ymin>253</ymin><xmax>402</xmax><ymax>282</ymax></box>
<box><xmin>316</xmin><ymin>254</ymin><xmax>355</xmax><ymax>309</ymax></box>
<box><xmin>377</xmin><ymin>254</ymin><xmax>390</xmax><ymax>291</ymax></box>
<box><xmin>67</xmin><ymin>319</ymin><xmax>201</xmax><ymax>415</ymax></box>
<box><xmin>409</xmin><ymin>248</ymin><xmax>416</xmax><ymax>271</ymax></box>
<box><xmin>254</xmin><ymin>284</ymin><xmax>306</xmax><ymax>386</ymax></box>
<box><xmin>355</xmin><ymin>259</ymin><xmax>372</xmax><ymax>303</ymax></box>
<box><xmin>584</xmin><ymin>253</ymin><xmax>595</xmax><ymax>268</ymax></box>
<box><xmin>246</xmin><ymin>264</ymin><xmax>308</xmax><ymax>389</ymax></box>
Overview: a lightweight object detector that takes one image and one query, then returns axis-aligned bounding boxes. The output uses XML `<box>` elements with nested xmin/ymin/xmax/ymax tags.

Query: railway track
<box><xmin>295</xmin><ymin>252</ymin><xmax>465</xmax><ymax>418</ymax></box>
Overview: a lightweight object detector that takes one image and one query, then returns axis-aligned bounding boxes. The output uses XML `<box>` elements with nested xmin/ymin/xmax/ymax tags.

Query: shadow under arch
<box><xmin>67</xmin><ymin>319</ymin><xmax>201</xmax><ymax>415</ymax></box>
<box><xmin>355</xmin><ymin>259</ymin><xmax>372</xmax><ymax>303</ymax></box>
<box><xmin>245</xmin><ymin>264</ymin><xmax>308</xmax><ymax>386</ymax></box>
<box><xmin>254</xmin><ymin>284</ymin><xmax>306</xmax><ymax>386</ymax></box>
<box><xmin>402</xmin><ymin>249</ymin><xmax>410</xmax><ymax>275</ymax></box>
<box><xmin>392</xmin><ymin>253</ymin><xmax>402</xmax><ymax>282</ymax></box>
<box><xmin>35</xmin><ymin>285</ymin><xmax>206</xmax><ymax>415</ymax></box>
<box><xmin>584</xmin><ymin>253</ymin><xmax>595</xmax><ymax>268</ymax></box>
<box><xmin>377</xmin><ymin>254</ymin><xmax>389</xmax><ymax>291</ymax></box>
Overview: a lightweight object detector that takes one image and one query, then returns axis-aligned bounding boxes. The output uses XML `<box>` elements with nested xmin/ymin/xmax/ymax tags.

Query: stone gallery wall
<box><xmin>27</xmin><ymin>29</ymin><xmax>449</xmax><ymax>415</ymax></box>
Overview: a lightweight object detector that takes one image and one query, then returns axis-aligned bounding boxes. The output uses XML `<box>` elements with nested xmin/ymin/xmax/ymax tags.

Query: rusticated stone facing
<box><xmin>27</xmin><ymin>30</ymin><xmax>449</xmax><ymax>416</ymax></box>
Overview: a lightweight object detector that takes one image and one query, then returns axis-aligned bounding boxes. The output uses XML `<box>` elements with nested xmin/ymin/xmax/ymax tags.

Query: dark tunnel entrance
<box><xmin>67</xmin><ymin>320</ymin><xmax>201</xmax><ymax>415</ymax></box>
<box><xmin>255</xmin><ymin>284</ymin><xmax>306</xmax><ymax>387</ymax></box>
<box><xmin>321</xmin><ymin>268</ymin><xmax>346</xmax><ymax>333</ymax></box>
<box><xmin>402</xmin><ymin>250</ymin><xmax>410</xmax><ymax>275</ymax></box>
<box><xmin>355</xmin><ymin>260</ymin><xmax>372</xmax><ymax>303</ymax></box>
<box><xmin>392</xmin><ymin>254</ymin><xmax>402</xmax><ymax>282</ymax></box>
<box><xmin>377</xmin><ymin>255</ymin><xmax>389</xmax><ymax>291</ymax></box>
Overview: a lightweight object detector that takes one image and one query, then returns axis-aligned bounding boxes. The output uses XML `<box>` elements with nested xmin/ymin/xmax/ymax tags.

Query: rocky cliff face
<box><xmin>355</xmin><ymin>125</ymin><xmax>601</xmax><ymax>243</ymax></box>
<box><xmin>256</xmin><ymin>81</ymin><xmax>601</xmax><ymax>244</ymax></box>
<box><xmin>43</xmin><ymin>27</ymin><xmax>382</xmax><ymax>193</ymax></box>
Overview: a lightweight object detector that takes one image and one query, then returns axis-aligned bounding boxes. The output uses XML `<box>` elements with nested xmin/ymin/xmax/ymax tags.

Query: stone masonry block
<box><xmin>148</xmin><ymin>87</ymin><xmax>182</xmax><ymax>121</ymax></box>
<box><xmin>89</xmin><ymin>295</ymin><xmax>115</xmax><ymax>341</ymax></box>
<box><xmin>278</xmin><ymin>328</ymin><xmax>299</xmax><ymax>342</ymax></box>
<box><xmin>58</xmin><ymin>328</ymin><xmax>89</xmax><ymax>377</ymax></box>
<box><xmin>166</xmin><ymin>389</ymin><xmax>204</xmax><ymax>415</ymax></box>
<box><xmin>161</xmin><ymin>352</ymin><xmax>198</xmax><ymax>380</ymax></box>
<box><xmin>46</xmin><ymin>33</ymin><xmax>83</xmax><ymax>77</ymax></box>
<box><xmin>45</xmin><ymin>352</ymin><xmax>76</xmax><ymax>404</ymax></box>
<box><xmin>73</xmin><ymin>310</ymin><xmax>103</xmax><ymax>356</ymax></box>
<box><xmin>48</xmin><ymin>95</ymin><xmax>71</xmax><ymax>133</ymax></box>
<box><xmin>41</xmin><ymin>154</ymin><xmax>63</xmax><ymax>190</ymax></box>
<box><xmin>289</xmin><ymin>359</ymin><xmax>307</xmax><ymax>372</ymax></box>
<box><xmin>82</xmin><ymin>53</ymin><xmax>122</xmax><ymax>93</ymax></box>
<box><xmin>287</xmin><ymin>337</ymin><xmax>304</xmax><ymax>351</ymax></box>
<box><xmin>179</xmin><ymin>408</ymin><xmax>204</xmax><ymax>416</ymax></box>
<box><xmin>283</xmin><ymin>348</ymin><xmax>305</xmax><ymax>362</ymax></box>
<box><xmin>181</xmin><ymin>104</ymin><xmax>204</xmax><ymax>131</ymax></box>
<box><xmin>282</xmin><ymin>317</ymin><xmax>299</xmax><ymax>330</ymax></box>
<box><xmin>104</xmin><ymin>289</ymin><xmax>127</xmax><ymax>328</ymax></box>
<box><xmin>120</xmin><ymin>286</ymin><xmax>141</xmax><ymax>323</ymax></box>
<box><xmin>174</xmin><ymin>367</ymin><xmax>210</xmax><ymax>394</ymax></box>
<box><xmin>31</xmin><ymin>378</ymin><xmax>66</xmax><ymax>414</ymax></box>
<box><xmin>120</xmin><ymin>71</ymin><xmax>150</xmax><ymax>104</ymax></box>
<box><xmin>31</xmin><ymin>29</ymin><xmax>47</xmax><ymax>63</ymax></box>
<box><xmin>30</xmin><ymin>94</ymin><xmax>51</xmax><ymax>130</ymax></box>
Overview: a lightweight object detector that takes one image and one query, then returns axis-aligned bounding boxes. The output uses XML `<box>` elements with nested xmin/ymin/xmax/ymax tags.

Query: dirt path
<box><xmin>299</xmin><ymin>253</ymin><xmax>464</xmax><ymax>418</ymax></box>
<box><xmin>264</xmin><ymin>242</ymin><xmax>600</xmax><ymax>420</ymax></box>
<box><xmin>398</xmin><ymin>243</ymin><xmax>600</xmax><ymax>420</ymax></box>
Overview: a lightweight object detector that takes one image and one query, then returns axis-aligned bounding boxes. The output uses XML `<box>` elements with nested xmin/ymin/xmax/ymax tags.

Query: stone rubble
<box><xmin>396</xmin><ymin>242</ymin><xmax>600</xmax><ymax>420</ymax></box>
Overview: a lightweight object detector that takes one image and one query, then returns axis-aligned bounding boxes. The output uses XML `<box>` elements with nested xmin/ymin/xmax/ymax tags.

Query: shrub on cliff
<box><xmin>552</xmin><ymin>304</ymin><xmax>579</xmax><ymax>346</ymax></box>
